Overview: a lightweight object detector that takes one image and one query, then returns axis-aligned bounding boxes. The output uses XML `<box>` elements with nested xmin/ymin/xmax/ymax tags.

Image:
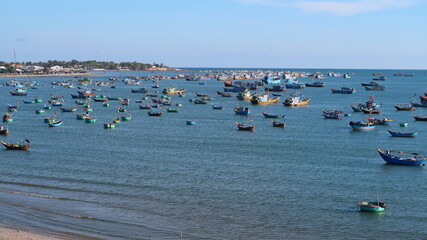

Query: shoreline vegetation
<box><xmin>0</xmin><ymin>59</ymin><xmax>182</xmax><ymax>78</ymax></box>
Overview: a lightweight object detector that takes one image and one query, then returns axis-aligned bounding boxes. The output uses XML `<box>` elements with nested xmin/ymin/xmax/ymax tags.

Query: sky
<box><xmin>1</xmin><ymin>0</ymin><xmax>426</xmax><ymax>69</ymax></box>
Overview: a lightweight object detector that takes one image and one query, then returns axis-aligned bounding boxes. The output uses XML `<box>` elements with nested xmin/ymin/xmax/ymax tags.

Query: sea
<box><xmin>0</xmin><ymin>68</ymin><xmax>426</xmax><ymax>240</ymax></box>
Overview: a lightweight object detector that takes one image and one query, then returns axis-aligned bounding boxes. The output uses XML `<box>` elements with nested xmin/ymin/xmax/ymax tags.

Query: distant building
<box><xmin>50</xmin><ymin>65</ymin><xmax>64</xmax><ymax>72</ymax></box>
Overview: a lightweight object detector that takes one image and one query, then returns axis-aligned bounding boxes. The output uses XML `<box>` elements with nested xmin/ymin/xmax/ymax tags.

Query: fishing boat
<box><xmin>361</xmin><ymin>81</ymin><xmax>381</xmax><ymax>87</ymax></box>
<box><xmin>43</xmin><ymin>104</ymin><xmax>52</xmax><ymax>109</ymax></box>
<box><xmin>111</xmin><ymin>116</ymin><xmax>120</xmax><ymax>124</ymax></box>
<box><xmin>360</xmin><ymin>107</ymin><xmax>382</xmax><ymax>114</ymax></box>
<box><xmin>121</xmin><ymin>115</ymin><xmax>132</xmax><ymax>121</ymax></box>
<box><xmin>2</xmin><ymin>114</ymin><xmax>13</xmax><ymax>123</ymax></box>
<box><xmin>212</xmin><ymin>104</ymin><xmax>223</xmax><ymax>110</ymax></box>
<box><xmin>234</xmin><ymin>106</ymin><xmax>251</xmax><ymax>115</ymax></box>
<box><xmin>93</xmin><ymin>97</ymin><xmax>108</xmax><ymax>102</ymax></box>
<box><xmin>262</xmin><ymin>112</ymin><xmax>284</xmax><ymax>118</ymax></box>
<box><xmin>192</xmin><ymin>99</ymin><xmax>208</xmax><ymax>104</ymax></box>
<box><xmin>7</xmin><ymin>104</ymin><xmax>18</xmax><ymax>112</ymax></box>
<box><xmin>60</xmin><ymin>107</ymin><xmax>77</xmax><ymax>112</ymax></box>
<box><xmin>23</xmin><ymin>99</ymin><xmax>35</xmax><ymax>104</ymax></box>
<box><xmin>118</xmin><ymin>107</ymin><xmax>127</xmax><ymax>112</ymax></box>
<box><xmin>358</xmin><ymin>201</ymin><xmax>387</xmax><ymax>212</ymax></box>
<box><xmin>48</xmin><ymin>119</ymin><xmax>62</xmax><ymax>127</ymax></box>
<box><xmin>349</xmin><ymin>121</ymin><xmax>376</xmax><ymax>131</ymax></box>
<box><xmin>377</xmin><ymin>148</ymin><xmax>426</xmax><ymax>165</ymax></box>
<box><xmin>131</xmin><ymin>88</ymin><xmax>148</xmax><ymax>93</ymax></box>
<box><xmin>138</xmin><ymin>104</ymin><xmax>151</xmax><ymax>109</ymax></box>
<box><xmin>283</xmin><ymin>92</ymin><xmax>310</xmax><ymax>106</ymax></box>
<box><xmin>85</xmin><ymin>117</ymin><xmax>96</xmax><ymax>123</ymax></box>
<box><xmin>272</xmin><ymin>120</ymin><xmax>286</xmax><ymax>128</ymax></box>
<box><xmin>250</xmin><ymin>94</ymin><xmax>280</xmax><ymax>105</ymax></box>
<box><xmin>413</xmin><ymin>115</ymin><xmax>427</xmax><ymax>121</ymax></box>
<box><xmin>236</xmin><ymin>121</ymin><xmax>255</xmax><ymax>131</ymax></box>
<box><xmin>387</xmin><ymin>130</ymin><xmax>419</xmax><ymax>137</ymax></box>
<box><xmin>331</xmin><ymin>87</ymin><xmax>356</xmax><ymax>94</ymax></box>
<box><xmin>219</xmin><ymin>92</ymin><xmax>232</xmax><ymax>97</ymax></box>
<box><xmin>285</xmin><ymin>82</ymin><xmax>305</xmax><ymax>89</ymax></box>
<box><xmin>103</xmin><ymin>101</ymin><xmax>110</xmax><ymax>107</ymax></box>
<box><xmin>166</xmin><ymin>107</ymin><xmax>180</xmax><ymax>113</ymax></box>
<box><xmin>305</xmin><ymin>81</ymin><xmax>325</xmax><ymax>87</ymax></box>
<box><xmin>393</xmin><ymin>104</ymin><xmax>415</xmax><ymax>111</ymax></box>
<box><xmin>236</xmin><ymin>90</ymin><xmax>253</xmax><ymax>101</ymax></box>
<box><xmin>76</xmin><ymin>113</ymin><xmax>89</xmax><ymax>120</ymax></box>
<box><xmin>10</xmin><ymin>90</ymin><xmax>28</xmax><ymax>96</ymax></box>
<box><xmin>104</xmin><ymin>123</ymin><xmax>116</xmax><ymax>129</ymax></box>
<box><xmin>365</xmin><ymin>85</ymin><xmax>385</xmax><ymax>91</ymax></box>
<box><xmin>0</xmin><ymin>125</ymin><xmax>9</xmax><ymax>135</ymax></box>
<box><xmin>35</xmin><ymin>109</ymin><xmax>45</xmax><ymax>114</ymax></box>
<box><xmin>186</xmin><ymin>120</ymin><xmax>196</xmax><ymax>125</ymax></box>
<box><xmin>366</xmin><ymin>117</ymin><xmax>392</xmax><ymax>125</ymax></box>
<box><xmin>34</xmin><ymin>98</ymin><xmax>43</xmax><ymax>103</ymax></box>
<box><xmin>0</xmin><ymin>139</ymin><xmax>30</xmax><ymax>150</ymax></box>
<box><xmin>163</xmin><ymin>86</ymin><xmax>186</xmax><ymax>94</ymax></box>
<box><xmin>147</xmin><ymin>111</ymin><xmax>162</xmax><ymax>116</ymax></box>
<box><xmin>264</xmin><ymin>85</ymin><xmax>286</xmax><ymax>92</ymax></box>
<box><xmin>322</xmin><ymin>110</ymin><xmax>343</xmax><ymax>119</ymax></box>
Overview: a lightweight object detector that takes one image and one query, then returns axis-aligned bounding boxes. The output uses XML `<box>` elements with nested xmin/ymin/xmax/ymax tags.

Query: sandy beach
<box><xmin>0</xmin><ymin>226</ymin><xmax>72</xmax><ymax>240</ymax></box>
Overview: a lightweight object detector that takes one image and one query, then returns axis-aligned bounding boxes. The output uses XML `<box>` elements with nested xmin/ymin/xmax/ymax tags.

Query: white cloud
<box><xmin>237</xmin><ymin>0</ymin><xmax>417</xmax><ymax>16</ymax></box>
<box><xmin>295</xmin><ymin>0</ymin><xmax>416</xmax><ymax>16</ymax></box>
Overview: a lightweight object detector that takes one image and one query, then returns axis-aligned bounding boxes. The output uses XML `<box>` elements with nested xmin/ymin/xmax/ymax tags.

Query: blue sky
<box><xmin>1</xmin><ymin>0</ymin><xmax>426</xmax><ymax>69</ymax></box>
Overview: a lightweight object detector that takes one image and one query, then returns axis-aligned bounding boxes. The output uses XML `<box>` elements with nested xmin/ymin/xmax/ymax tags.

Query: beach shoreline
<box><xmin>0</xmin><ymin>73</ymin><xmax>96</xmax><ymax>78</ymax></box>
<box><xmin>0</xmin><ymin>225</ymin><xmax>73</xmax><ymax>240</ymax></box>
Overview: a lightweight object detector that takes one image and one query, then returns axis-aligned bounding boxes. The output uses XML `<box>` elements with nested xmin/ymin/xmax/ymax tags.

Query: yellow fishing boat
<box><xmin>163</xmin><ymin>87</ymin><xmax>186</xmax><ymax>95</ymax></box>
<box><xmin>283</xmin><ymin>92</ymin><xmax>310</xmax><ymax>106</ymax></box>
<box><xmin>250</xmin><ymin>94</ymin><xmax>280</xmax><ymax>104</ymax></box>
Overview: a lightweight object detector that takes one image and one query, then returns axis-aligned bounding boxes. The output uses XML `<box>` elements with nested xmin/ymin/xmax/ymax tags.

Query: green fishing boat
<box><xmin>104</xmin><ymin>123</ymin><xmax>115</xmax><ymax>129</ymax></box>
<box><xmin>85</xmin><ymin>117</ymin><xmax>96</xmax><ymax>123</ymax></box>
<box><xmin>35</xmin><ymin>109</ymin><xmax>45</xmax><ymax>114</ymax></box>
<box><xmin>113</xmin><ymin>117</ymin><xmax>121</xmax><ymax>124</ymax></box>
<box><xmin>358</xmin><ymin>201</ymin><xmax>387</xmax><ymax>212</ymax></box>
<box><xmin>121</xmin><ymin>115</ymin><xmax>132</xmax><ymax>121</ymax></box>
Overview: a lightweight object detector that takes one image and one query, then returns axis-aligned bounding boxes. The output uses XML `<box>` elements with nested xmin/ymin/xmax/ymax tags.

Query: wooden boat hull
<box><xmin>283</xmin><ymin>98</ymin><xmax>310</xmax><ymax>106</ymax></box>
<box><xmin>413</xmin><ymin>115</ymin><xmax>427</xmax><ymax>121</ymax></box>
<box><xmin>377</xmin><ymin>148</ymin><xmax>426</xmax><ymax>165</ymax></box>
<box><xmin>394</xmin><ymin>104</ymin><xmax>415</xmax><ymax>111</ymax></box>
<box><xmin>0</xmin><ymin>141</ymin><xmax>30</xmax><ymax>150</ymax></box>
<box><xmin>358</xmin><ymin>201</ymin><xmax>387</xmax><ymax>212</ymax></box>
<box><xmin>388</xmin><ymin>130</ymin><xmax>418</xmax><ymax>137</ymax></box>
<box><xmin>349</xmin><ymin>121</ymin><xmax>376</xmax><ymax>131</ymax></box>
<box><xmin>250</xmin><ymin>98</ymin><xmax>280</xmax><ymax>105</ymax></box>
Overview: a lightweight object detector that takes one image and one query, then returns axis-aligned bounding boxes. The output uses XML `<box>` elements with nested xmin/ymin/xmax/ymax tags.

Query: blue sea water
<box><xmin>0</xmin><ymin>69</ymin><xmax>427</xmax><ymax>239</ymax></box>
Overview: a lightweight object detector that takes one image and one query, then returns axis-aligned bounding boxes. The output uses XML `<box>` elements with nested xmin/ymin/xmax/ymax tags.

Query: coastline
<box><xmin>0</xmin><ymin>72</ymin><xmax>96</xmax><ymax>78</ymax></box>
<box><xmin>0</xmin><ymin>225</ymin><xmax>72</xmax><ymax>240</ymax></box>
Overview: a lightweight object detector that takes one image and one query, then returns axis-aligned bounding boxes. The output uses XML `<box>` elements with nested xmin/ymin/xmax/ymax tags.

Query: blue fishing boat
<box><xmin>186</xmin><ymin>120</ymin><xmax>196</xmax><ymax>125</ymax></box>
<box><xmin>331</xmin><ymin>87</ymin><xmax>356</xmax><ymax>94</ymax></box>
<box><xmin>212</xmin><ymin>104</ymin><xmax>223</xmax><ymax>110</ymax></box>
<box><xmin>387</xmin><ymin>130</ymin><xmax>419</xmax><ymax>137</ymax></box>
<box><xmin>262</xmin><ymin>76</ymin><xmax>281</xmax><ymax>84</ymax></box>
<box><xmin>349</xmin><ymin>121</ymin><xmax>376</xmax><ymax>131</ymax></box>
<box><xmin>234</xmin><ymin>106</ymin><xmax>250</xmax><ymax>115</ymax></box>
<box><xmin>377</xmin><ymin>148</ymin><xmax>426</xmax><ymax>165</ymax></box>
